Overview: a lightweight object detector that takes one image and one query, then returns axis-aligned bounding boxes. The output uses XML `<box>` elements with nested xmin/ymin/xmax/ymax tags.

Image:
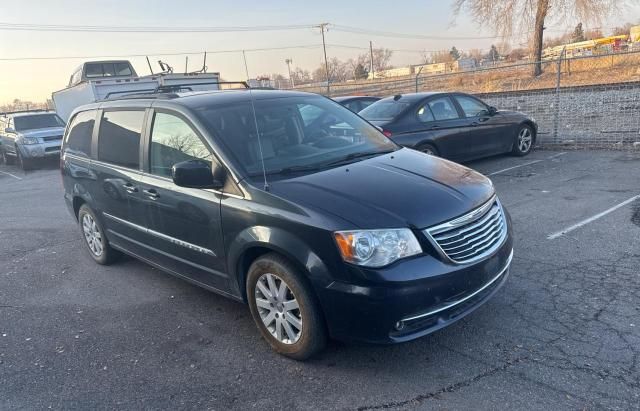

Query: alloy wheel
<box><xmin>518</xmin><ymin>128</ymin><xmax>532</xmax><ymax>153</ymax></box>
<box><xmin>254</xmin><ymin>273</ymin><xmax>302</xmax><ymax>344</ymax></box>
<box><xmin>82</xmin><ymin>213</ymin><xmax>103</xmax><ymax>257</ymax></box>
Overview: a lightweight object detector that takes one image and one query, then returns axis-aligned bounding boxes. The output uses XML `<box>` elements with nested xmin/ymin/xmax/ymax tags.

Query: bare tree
<box><xmin>453</xmin><ymin>0</ymin><xmax>625</xmax><ymax>77</ymax></box>
<box><xmin>359</xmin><ymin>48</ymin><xmax>394</xmax><ymax>73</ymax></box>
<box><xmin>431</xmin><ymin>50</ymin><xmax>455</xmax><ymax>64</ymax></box>
<box><xmin>313</xmin><ymin>58</ymin><xmax>350</xmax><ymax>83</ymax></box>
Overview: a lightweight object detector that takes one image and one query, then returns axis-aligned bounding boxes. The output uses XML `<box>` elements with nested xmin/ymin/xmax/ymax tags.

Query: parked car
<box><xmin>0</xmin><ymin>110</ymin><xmax>66</xmax><ymax>170</ymax></box>
<box><xmin>61</xmin><ymin>89</ymin><xmax>513</xmax><ymax>360</ymax></box>
<box><xmin>332</xmin><ymin>95</ymin><xmax>381</xmax><ymax>113</ymax></box>
<box><xmin>359</xmin><ymin>92</ymin><xmax>537</xmax><ymax>161</ymax></box>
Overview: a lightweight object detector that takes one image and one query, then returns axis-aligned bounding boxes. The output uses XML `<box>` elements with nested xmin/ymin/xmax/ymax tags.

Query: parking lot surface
<box><xmin>1</xmin><ymin>150</ymin><xmax>639</xmax><ymax>410</ymax></box>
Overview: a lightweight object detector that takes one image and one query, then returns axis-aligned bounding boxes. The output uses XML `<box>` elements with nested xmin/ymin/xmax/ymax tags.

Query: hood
<box><xmin>268</xmin><ymin>148</ymin><xmax>494</xmax><ymax>229</ymax></box>
<box><xmin>18</xmin><ymin>127</ymin><xmax>65</xmax><ymax>138</ymax></box>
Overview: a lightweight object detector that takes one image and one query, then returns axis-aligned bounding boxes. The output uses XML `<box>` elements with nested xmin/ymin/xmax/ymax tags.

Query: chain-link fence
<box><xmin>286</xmin><ymin>50</ymin><xmax>640</xmax><ymax>147</ymax></box>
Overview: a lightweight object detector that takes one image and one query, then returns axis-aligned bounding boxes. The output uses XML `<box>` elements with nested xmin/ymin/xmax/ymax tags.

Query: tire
<box><xmin>77</xmin><ymin>204</ymin><xmax>120</xmax><ymax>265</ymax></box>
<box><xmin>16</xmin><ymin>150</ymin><xmax>33</xmax><ymax>171</ymax></box>
<box><xmin>512</xmin><ymin>125</ymin><xmax>534</xmax><ymax>156</ymax></box>
<box><xmin>247</xmin><ymin>253</ymin><xmax>327</xmax><ymax>360</ymax></box>
<box><xmin>418</xmin><ymin>143</ymin><xmax>439</xmax><ymax>156</ymax></box>
<box><xmin>1</xmin><ymin>148</ymin><xmax>15</xmax><ymax>165</ymax></box>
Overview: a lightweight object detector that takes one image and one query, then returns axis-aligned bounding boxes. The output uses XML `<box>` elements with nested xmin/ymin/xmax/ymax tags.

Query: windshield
<box><xmin>194</xmin><ymin>95</ymin><xmax>397</xmax><ymax>177</ymax></box>
<box><xmin>360</xmin><ymin>100</ymin><xmax>411</xmax><ymax>121</ymax></box>
<box><xmin>14</xmin><ymin>114</ymin><xmax>65</xmax><ymax>131</ymax></box>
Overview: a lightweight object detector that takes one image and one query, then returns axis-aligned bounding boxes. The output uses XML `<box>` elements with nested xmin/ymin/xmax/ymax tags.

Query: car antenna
<box><xmin>242</xmin><ymin>50</ymin><xmax>269</xmax><ymax>191</ymax></box>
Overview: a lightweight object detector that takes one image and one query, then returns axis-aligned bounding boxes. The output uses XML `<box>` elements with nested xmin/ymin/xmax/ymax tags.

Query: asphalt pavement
<box><xmin>1</xmin><ymin>150</ymin><xmax>639</xmax><ymax>410</ymax></box>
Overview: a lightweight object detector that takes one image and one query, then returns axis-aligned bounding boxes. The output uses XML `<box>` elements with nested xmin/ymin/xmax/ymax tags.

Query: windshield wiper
<box><xmin>326</xmin><ymin>150</ymin><xmax>395</xmax><ymax>167</ymax></box>
<box><xmin>246</xmin><ymin>164</ymin><xmax>327</xmax><ymax>177</ymax></box>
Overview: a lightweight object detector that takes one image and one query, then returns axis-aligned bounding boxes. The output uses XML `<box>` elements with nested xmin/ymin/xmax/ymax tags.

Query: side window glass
<box><xmin>299</xmin><ymin>104</ymin><xmax>324</xmax><ymax>126</ymax></box>
<box><xmin>115</xmin><ymin>63</ymin><xmax>133</xmax><ymax>76</ymax></box>
<box><xmin>344</xmin><ymin>101</ymin><xmax>361</xmax><ymax>113</ymax></box>
<box><xmin>427</xmin><ymin>97</ymin><xmax>460</xmax><ymax>121</ymax></box>
<box><xmin>97</xmin><ymin>110</ymin><xmax>144</xmax><ymax>169</ymax></box>
<box><xmin>417</xmin><ymin>105</ymin><xmax>435</xmax><ymax>122</ymax></box>
<box><xmin>360</xmin><ymin>99</ymin><xmax>376</xmax><ymax>110</ymax></box>
<box><xmin>85</xmin><ymin>64</ymin><xmax>103</xmax><ymax>78</ymax></box>
<box><xmin>102</xmin><ymin>63</ymin><xmax>116</xmax><ymax>77</ymax></box>
<box><xmin>455</xmin><ymin>96</ymin><xmax>489</xmax><ymax>118</ymax></box>
<box><xmin>150</xmin><ymin>113</ymin><xmax>212</xmax><ymax>178</ymax></box>
<box><xmin>65</xmin><ymin>110</ymin><xmax>96</xmax><ymax>157</ymax></box>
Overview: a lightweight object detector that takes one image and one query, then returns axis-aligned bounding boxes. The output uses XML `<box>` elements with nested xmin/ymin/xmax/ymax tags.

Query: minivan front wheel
<box><xmin>247</xmin><ymin>253</ymin><xmax>327</xmax><ymax>360</ymax></box>
<box><xmin>78</xmin><ymin>204</ymin><xmax>120</xmax><ymax>265</ymax></box>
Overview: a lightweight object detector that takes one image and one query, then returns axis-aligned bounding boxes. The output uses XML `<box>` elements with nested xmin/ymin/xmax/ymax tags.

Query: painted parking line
<box><xmin>0</xmin><ymin>170</ymin><xmax>22</xmax><ymax>180</ymax></box>
<box><xmin>487</xmin><ymin>160</ymin><xmax>544</xmax><ymax>176</ymax></box>
<box><xmin>487</xmin><ymin>152</ymin><xmax>567</xmax><ymax>176</ymax></box>
<box><xmin>548</xmin><ymin>194</ymin><xmax>640</xmax><ymax>240</ymax></box>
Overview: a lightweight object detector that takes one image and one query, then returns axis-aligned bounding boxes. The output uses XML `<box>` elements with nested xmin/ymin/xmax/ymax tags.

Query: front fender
<box><xmin>226</xmin><ymin>226</ymin><xmax>334</xmax><ymax>300</ymax></box>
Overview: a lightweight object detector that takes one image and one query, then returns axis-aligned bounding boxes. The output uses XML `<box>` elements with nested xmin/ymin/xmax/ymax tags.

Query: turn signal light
<box><xmin>382</xmin><ymin>130</ymin><xmax>393</xmax><ymax>138</ymax></box>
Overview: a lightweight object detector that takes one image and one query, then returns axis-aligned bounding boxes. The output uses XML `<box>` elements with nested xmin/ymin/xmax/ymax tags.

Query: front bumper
<box><xmin>316</xmin><ymin>222</ymin><xmax>513</xmax><ymax>344</ymax></box>
<box><xmin>18</xmin><ymin>143</ymin><xmax>61</xmax><ymax>159</ymax></box>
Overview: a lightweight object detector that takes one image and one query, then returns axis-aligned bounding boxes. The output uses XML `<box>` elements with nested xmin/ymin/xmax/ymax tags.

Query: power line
<box><xmin>0</xmin><ymin>22</ymin><xmax>318</xmax><ymax>33</ymax></box>
<box><xmin>330</xmin><ymin>24</ymin><xmax>513</xmax><ymax>40</ymax></box>
<box><xmin>0</xmin><ymin>45</ymin><xmax>323</xmax><ymax>61</ymax></box>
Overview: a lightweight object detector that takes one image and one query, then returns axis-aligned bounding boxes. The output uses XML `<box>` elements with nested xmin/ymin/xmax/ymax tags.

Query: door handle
<box><xmin>470</xmin><ymin>122</ymin><xmax>479</xmax><ymax>127</ymax></box>
<box><xmin>122</xmin><ymin>183</ymin><xmax>138</xmax><ymax>193</ymax></box>
<box><xmin>143</xmin><ymin>188</ymin><xmax>160</xmax><ymax>199</ymax></box>
<box><xmin>430</xmin><ymin>124</ymin><xmax>440</xmax><ymax>130</ymax></box>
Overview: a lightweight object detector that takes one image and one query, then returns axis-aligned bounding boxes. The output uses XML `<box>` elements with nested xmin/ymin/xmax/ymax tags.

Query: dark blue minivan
<box><xmin>61</xmin><ymin>89</ymin><xmax>513</xmax><ymax>359</ymax></box>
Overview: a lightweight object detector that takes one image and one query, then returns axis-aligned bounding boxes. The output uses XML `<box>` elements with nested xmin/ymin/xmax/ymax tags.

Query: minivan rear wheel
<box><xmin>247</xmin><ymin>253</ymin><xmax>327</xmax><ymax>360</ymax></box>
<box><xmin>78</xmin><ymin>204</ymin><xmax>120</xmax><ymax>265</ymax></box>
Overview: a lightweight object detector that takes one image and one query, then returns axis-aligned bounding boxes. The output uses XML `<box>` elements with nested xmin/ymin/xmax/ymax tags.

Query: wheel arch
<box><xmin>520</xmin><ymin>120</ymin><xmax>537</xmax><ymax>143</ymax></box>
<box><xmin>227</xmin><ymin>226</ymin><xmax>333</xmax><ymax>303</ymax></box>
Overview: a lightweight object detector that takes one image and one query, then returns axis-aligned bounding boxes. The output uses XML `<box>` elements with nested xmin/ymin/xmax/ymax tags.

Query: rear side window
<box><xmin>360</xmin><ymin>101</ymin><xmax>410</xmax><ymax>121</ymax></box>
<box><xmin>149</xmin><ymin>112</ymin><xmax>212</xmax><ymax>178</ymax></box>
<box><xmin>114</xmin><ymin>63</ymin><xmax>133</xmax><ymax>76</ymax></box>
<box><xmin>65</xmin><ymin>110</ymin><xmax>96</xmax><ymax>157</ymax></box>
<box><xmin>426</xmin><ymin>97</ymin><xmax>459</xmax><ymax>121</ymax></box>
<box><xmin>97</xmin><ymin>110</ymin><xmax>145</xmax><ymax>169</ymax></box>
<box><xmin>343</xmin><ymin>100</ymin><xmax>361</xmax><ymax>113</ymax></box>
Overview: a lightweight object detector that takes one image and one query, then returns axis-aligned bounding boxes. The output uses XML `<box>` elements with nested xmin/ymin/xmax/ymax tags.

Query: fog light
<box><xmin>394</xmin><ymin>321</ymin><xmax>405</xmax><ymax>331</ymax></box>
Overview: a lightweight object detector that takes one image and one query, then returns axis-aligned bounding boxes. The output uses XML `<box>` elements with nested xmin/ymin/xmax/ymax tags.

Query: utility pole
<box><xmin>285</xmin><ymin>58</ymin><xmax>294</xmax><ymax>88</ymax></box>
<box><xmin>369</xmin><ymin>41</ymin><xmax>375</xmax><ymax>80</ymax></box>
<box><xmin>316</xmin><ymin>23</ymin><xmax>330</xmax><ymax>95</ymax></box>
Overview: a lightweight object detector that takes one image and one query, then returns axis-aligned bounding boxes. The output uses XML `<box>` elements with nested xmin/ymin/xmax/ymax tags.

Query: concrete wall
<box><xmin>477</xmin><ymin>82</ymin><xmax>640</xmax><ymax>146</ymax></box>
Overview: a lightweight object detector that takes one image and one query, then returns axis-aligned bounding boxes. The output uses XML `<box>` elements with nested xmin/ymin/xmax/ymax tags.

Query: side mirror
<box><xmin>488</xmin><ymin>106</ymin><xmax>498</xmax><ymax>115</ymax></box>
<box><xmin>4</xmin><ymin>127</ymin><xmax>15</xmax><ymax>134</ymax></box>
<box><xmin>172</xmin><ymin>159</ymin><xmax>225</xmax><ymax>189</ymax></box>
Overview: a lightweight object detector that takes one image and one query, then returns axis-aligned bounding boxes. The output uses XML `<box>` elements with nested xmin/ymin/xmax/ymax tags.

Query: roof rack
<box><xmin>0</xmin><ymin>109</ymin><xmax>52</xmax><ymax>116</ymax></box>
<box><xmin>102</xmin><ymin>80</ymin><xmax>250</xmax><ymax>102</ymax></box>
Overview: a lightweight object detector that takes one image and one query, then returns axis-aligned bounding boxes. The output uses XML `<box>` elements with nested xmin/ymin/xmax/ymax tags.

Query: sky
<box><xmin>1</xmin><ymin>0</ymin><xmax>638</xmax><ymax>104</ymax></box>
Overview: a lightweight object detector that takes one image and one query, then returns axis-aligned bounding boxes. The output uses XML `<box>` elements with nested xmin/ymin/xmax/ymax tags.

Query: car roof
<box><xmin>332</xmin><ymin>96</ymin><xmax>380</xmax><ymax>102</ymax></box>
<box><xmin>74</xmin><ymin>89</ymin><xmax>325</xmax><ymax>115</ymax></box>
<box><xmin>377</xmin><ymin>92</ymin><xmax>448</xmax><ymax>103</ymax></box>
<box><xmin>5</xmin><ymin>111</ymin><xmax>56</xmax><ymax>118</ymax></box>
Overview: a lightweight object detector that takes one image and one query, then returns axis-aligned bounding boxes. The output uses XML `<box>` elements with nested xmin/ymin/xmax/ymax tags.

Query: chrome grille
<box><xmin>425</xmin><ymin>197</ymin><xmax>507</xmax><ymax>264</ymax></box>
<box><xmin>43</xmin><ymin>135</ymin><xmax>62</xmax><ymax>142</ymax></box>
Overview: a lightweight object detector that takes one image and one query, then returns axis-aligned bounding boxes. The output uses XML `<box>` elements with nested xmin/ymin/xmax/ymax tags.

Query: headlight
<box><xmin>334</xmin><ymin>228</ymin><xmax>422</xmax><ymax>267</ymax></box>
<box><xmin>20</xmin><ymin>137</ymin><xmax>39</xmax><ymax>145</ymax></box>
